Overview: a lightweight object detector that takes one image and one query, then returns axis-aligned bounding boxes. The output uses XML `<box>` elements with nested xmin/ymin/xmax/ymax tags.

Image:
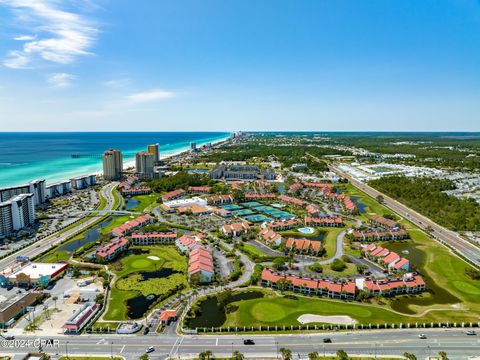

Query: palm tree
<box><xmin>438</xmin><ymin>351</ymin><xmax>448</xmax><ymax>360</ymax></box>
<box><xmin>308</xmin><ymin>351</ymin><xmax>319</xmax><ymax>360</ymax></box>
<box><xmin>232</xmin><ymin>350</ymin><xmax>244</xmax><ymax>360</ymax></box>
<box><xmin>52</xmin><ymin>296</ymin><xmax>58</xmax><ymax>309</ymax></box>
<box><xmin>280</xmin><ymin>347</ymin><xmax>292</xmax><ymax>360</ymax></box>
<box><xmin>204</xmin><ymin>350</ymin><xmax>213</xmax><ymax>360</ymax></box>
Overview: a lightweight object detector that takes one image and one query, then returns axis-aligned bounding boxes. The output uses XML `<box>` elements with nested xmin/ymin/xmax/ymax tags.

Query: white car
<box><xmin>145</xmin><ymin>346</ymin><xmax>155</xmax><ymax>353</ymax></box>
<box><xmin>466</xmin><ymin>330</ymin><xmax>476</xmax><ymax>336</ymax></box>
<box><xmin>418</xmin><ymin>334</ymin><xmax>427</xmax><ymax>339</ymax></box>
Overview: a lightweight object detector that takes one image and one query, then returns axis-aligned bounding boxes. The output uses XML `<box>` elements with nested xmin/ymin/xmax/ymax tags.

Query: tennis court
<box><xmin>220</xmin><ymin>204</ymin><xmax>243</xmax><ymax>211</ymax></box>
<box><xmin>244</xmin><ymin>214</ymin><xmax>271</xmax><ymax>223</ymax></box>
<box><xmin>232</xmin><ymin>209</ymin><xmax>255</xmax><ymax>216</ymax></box>
<box><xmin>240</xmin><ymin>201</ymin><xmax>263</xmax><ymax>208</ymax></box>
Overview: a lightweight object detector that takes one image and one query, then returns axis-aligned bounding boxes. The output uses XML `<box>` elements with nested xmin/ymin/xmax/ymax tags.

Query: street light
<box><xmin>110</xmin><ymin>341</ymin><xmax>113</xmax><ymax>358</ymax></box>
<box><xmin>276</xmin><ymin>341</ymin><xmax>279</xmax><ymax>359</ymax></box>
<box><xmin>65</xmin><ymin>341</ymin><xmax>69</xmax><ymax>359</ymax></box>
<box><xmin>231</xmin><ymin>341</ymin><xmax>234</xmax><ymax>357</ymax></box>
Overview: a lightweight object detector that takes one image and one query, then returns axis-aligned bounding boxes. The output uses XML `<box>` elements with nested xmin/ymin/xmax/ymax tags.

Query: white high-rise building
<box><xmin>135</xmin><ymin>152</ymin><xmax>155</xmax><ymax>178</ymax></box>
<box><xmin>46</xmin><ymin>180</ymin><xmax>72</xmax><ymax>198</ymax></box>
<box><xmin>70</xmin><ymin>174</ymin><xmax>97</xmax><ymax>190</ymax></box>
<box><xmin>103</xmin><ymin>149</ymin><xmax>123</xmax><ymax>180</ymax></box>
<box><xmin>0</xmin><ymin>179</ymin><xmax>46</xmax><ymax>206</ymax></box>
<box><xmin>0</xmin><ymin>193</ymin><xmax>36</xmax><ymax>238</ymax></box>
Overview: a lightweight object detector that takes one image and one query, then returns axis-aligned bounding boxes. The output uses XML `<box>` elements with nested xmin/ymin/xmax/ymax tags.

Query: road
<box><xmin>330</xmin><ymin>164</ymin><xmax>480</xmax><ymax>268</ymax></box>
<box><xmin>1</xmin><ymin>329</ymin><xmax>479</xmax><ymax>359</ymax></box>
<box><xmin>0</xmin><ymin>182</ymin><xmax>119</xmax><ymax>270</ymax></box>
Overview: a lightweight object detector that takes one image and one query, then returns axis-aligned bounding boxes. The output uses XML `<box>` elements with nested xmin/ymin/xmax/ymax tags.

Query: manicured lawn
<box><xmin>41</xmin><ymin>250</ymin><xmax>70</xmax><ymax>263</ymax></box>
<box><xmin>222</xmin><ymin>289</ymin><xmax>412</xmax><ymax>327</ymax></box>
<box><xmin>103</xmin><ymin>246</ymin><xmax>188</xmax><ymax>321</ymax></box>
<box><xmin>322</xmin><ymin>261</ymin><xmax>357</xmax><ymax>276</ymax></box>
<box><xmin>322</xmin><ymin>227</ymin><xmax>343</xmax><ymax>259</ymax></box>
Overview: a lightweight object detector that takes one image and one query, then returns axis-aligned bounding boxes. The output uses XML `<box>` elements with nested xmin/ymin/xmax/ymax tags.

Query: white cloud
<box><xmin>47</xmin><ymin>72</ymin><xmax>76</xmax><ymax>87</ymax></box>
<box><xmin>14</xmin><ymin>34</ymin><xmax>36</xmax><ymax>41</ymax></box>
<box><xmin>1</xmin><ymin>0</ymin><xmax>98</xmax><ymax>68</ymax></box>
<box><xmin>127</xmin><ymin>89</ymin><xmax>176</xmax><ymax>103</ymax></box>
<box><xmin>104</xmin><ymin>78</ymin><xmax>129</xmax><ymax>89</ymax></box>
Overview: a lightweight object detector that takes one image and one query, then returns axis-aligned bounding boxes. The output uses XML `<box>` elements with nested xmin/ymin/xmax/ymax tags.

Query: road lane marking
<box><xmin>216</xmin><ymin>338</ymin><xmax>218</xmax><ymax>346</ymax></box>
<box><xmin>120</xmin><ymin>345</ymin><xmax>125</xmax><ymax>353</ymax></box>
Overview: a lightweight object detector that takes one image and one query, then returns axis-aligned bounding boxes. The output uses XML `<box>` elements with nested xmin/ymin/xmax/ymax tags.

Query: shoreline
<box><xmin>1</xmin><ymin>134</ymin><xmax>231</xmax><ymax>189</ymax></box>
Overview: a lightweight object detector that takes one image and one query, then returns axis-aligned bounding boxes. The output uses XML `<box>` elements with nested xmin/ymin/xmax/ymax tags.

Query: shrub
<box><xmin>330</xmin><ymin>259</ymin><xmax>347</xmax><ymax>272</ymax></box>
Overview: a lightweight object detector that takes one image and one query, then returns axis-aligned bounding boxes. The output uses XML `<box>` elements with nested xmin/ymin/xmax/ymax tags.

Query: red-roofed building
<box><xmin>111</xmin><ymin>214</ymin><xmax>154</xmax><ymax>236</ymax></box>
<box><xmin>96</xmin><ymin>237</ymin><xmax>129</xmax><ymax>262</ymax></box>
<box><xmin>278</xmin><ymin>195</ymin><xmax>306</xmax><ymax>207</ymax></box>
<box><xmin>305</xmin><ymin>215</ymin><xmax>343</xmax><ymax>227</ymax></box>
<box><xmin>285</xmin><ymin>238</ymin><xmax>322</xmax><ymax>255</ymax></box>
<box><xmin>393</xmin><ymin>258</ymin><xmax>410</xmax><ymax>272</ymax></box>
<box><xmin>258</xmin><ymin>228</ymin><xmax>283</xmax><ymax>247</ymax></box>
<box><xmin>266</xmin><ymin>218</ymin><xmax>299</xmax><ymax>231</ymax></box>
<box><xmin>131</xmin><ymin>232</ymin><xmax>177</xmax><ymax>245</ymax></box>
<box><xmin>244</xmin><ymin>193</ymin><xmax>277</xmax><ymax>201</ymax></box>
<box><xmin>159</xmin><ymin>309</ymin><xmax>177</xmax><ymax>325</ymax></box>
<box><xmin>122</xmin><ymin>187</ymin><xmax>151</xmax><ymax>196</ymax></box>
<box><xmin>188</xmin><ymin>186</ymin><xmax>211</xmax><ymax>194</ymax></box>
<box><xmin>161</xmin><ymin>189</ymin><xmax>186</xmax><ymax>202</ymax></box>
<box><xmin>175</xmin><ymin>235</ymin><xmax>202</xmax><ymax>253</ymax></box>
<box><xmin>222</xmin><ymin>221</ymin><xmax>250</xmax><ymax>237</ymax></box>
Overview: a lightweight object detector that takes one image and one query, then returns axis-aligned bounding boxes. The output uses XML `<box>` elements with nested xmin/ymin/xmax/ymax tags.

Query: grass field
<box><xmin>322</xmin><ymin>227</ymin><xmax>343</xmax><ymax>259</ymax></box>
<box><xmin>103</xmin><ymin>246</ymin><xmax>188</xmax><ymax>321</ymax></box>
<box><xmin>219</xmin><ymin>289</ymin><xmax>411</xmax><ymax>327</ymax></box>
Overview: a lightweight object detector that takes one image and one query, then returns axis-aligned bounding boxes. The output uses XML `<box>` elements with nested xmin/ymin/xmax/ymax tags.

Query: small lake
<box><xmin>124</xmin><ymin>267</ymin><xmax>178</xmax><ymax>319</ymax></box>
<box><xmin>57</xmin><ymin>218</ymin><xmax>113</xmax><ymax>253</ymax></box>
<box><xmin>125</xmin><ymin>199</ymin><xmax>139</xmax><ymax>210</ymax></box>
<box><xmin>276</xmin><ymin>183</ymin><xmax>285</xmax><ymax>195</ymax></box>
<box><xmin>126</xmin><ymin>294</ymin><xmax>159</xmax><ymax>319</ymax></box>
<box><xmin>187</xmin><ymin>290</ymin><xmax>265</xmax><ymax>328</ymax></box>
<box><xmin>351</xmin><ymin>196</ymin><xmax>367</xmax><ymax>214</ymax></box>
<box><xmin>382</xmin><ymin>241</ymin><xmax>460</xmax><ymax>313</ymax></box>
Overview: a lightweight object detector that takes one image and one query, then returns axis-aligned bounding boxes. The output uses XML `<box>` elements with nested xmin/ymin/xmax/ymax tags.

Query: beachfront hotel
<box><xmin>0</xmin><ymin>193</ymin><xmax>36</xmax><ymax>238</ymax></box>
<box><xmin>147</xmin><ymin>143</ymin><xmax>160</xmax><ymax>162</ymax></box>
<box><xmin>0</xmin><ymin>179</ymin><xmax>46</xmax><ymax>206</ymax></box>
<box><xmin>135</xmin><ymin>151</ymin><xmax>155</xmax><ymax>178</ymax></box>
<box><xmin>102</xmin><ymin>149</ymin><xmax>123</xmax><ymax>180</ymax></box>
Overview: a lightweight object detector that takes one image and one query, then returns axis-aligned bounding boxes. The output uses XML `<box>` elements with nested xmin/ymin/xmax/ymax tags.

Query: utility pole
<box><xmin>111</xmin><ymin>341</ymin><xmax>113</xmax><ymax>358</ymax></box>
<box><xmin>65</xmin><ymin>341</ymin><xmax>69</xmax><ymax>359</ymax></box>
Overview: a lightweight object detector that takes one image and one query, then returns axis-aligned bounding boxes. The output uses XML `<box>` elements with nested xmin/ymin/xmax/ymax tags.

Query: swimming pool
<box><xmin>297</xmin><ymin>227</ymin><xmax>315</xmax><ymax>234</ymax></box>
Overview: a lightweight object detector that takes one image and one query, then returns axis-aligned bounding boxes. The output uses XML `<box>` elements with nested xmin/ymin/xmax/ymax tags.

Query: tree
<box><xmin>280</xmin><ymin>347</ymin><xmax>292</xmax><ymax>360</ymax></box>
<box><xmin>336</xmin><ymin>350</ymin><xmax>349</xmax><ymax>360</ymax></box>
<box><xmin>438</xmin><ymin>351</ymin><xmax>449</xmax><ymax>360</ymax></box>
<box><xmin>139</xmin><ymin>354</ymin><xmax>149</xmax><ymax>360</ymax></box>
<box><xmin>231</xmin><ymin>350</ymin><xmax>244</xmax><ymax>360</ymax></box>
<box><xmin>330</xmin><ymin>258</ymin><xmax>347</xmax><ymax>272</ymax></box>
<box><xmin>356</xmin><ymin>264</ymin><xmax>368</xmax><ymax>274</ymax></box>
<box><xmin>52</xmin><ymin>296</ymin><xmax>58</xmax><ymax>309</ymax></box>
<box><xmin>308</xmin><ymin>351</ymin><xmax>319</xmax><ymax>360</ymax></box>
<box><xmin>199</xmin><ymin>350</ymin><xmax>213</xmax><ymax>360</ymax></box>
<box><xmin>376</xmin><ymin>195</ymin><xmax>384</xmax><ymax>204</ymax></box>
<box><xmin>310</xmin><ymin>262</ymin><xmax>323</xmax><ymax>273</ymax></box>
<box><xmin>403</xmin><ymin>353</ymin><xmax>417</xmax><ymax>360</ymax></box>
<box><xmin>272</xmin><ymin>257</ymin><xmax>286</xmax><ymax>270</ymax></box>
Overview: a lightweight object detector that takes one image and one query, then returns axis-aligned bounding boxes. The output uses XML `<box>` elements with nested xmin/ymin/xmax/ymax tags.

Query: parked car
<box><xmin>143</xmin><ymin>327</ymin><xmax>150</xmax><ymax>335</ymax></box>
<box><xmin>243</xmin><ymin>339</ymin><xmax>255</xmax><ymax>345</ymax></box>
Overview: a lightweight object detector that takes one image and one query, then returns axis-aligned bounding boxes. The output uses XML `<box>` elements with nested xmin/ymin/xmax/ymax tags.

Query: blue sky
<box><xmin>0</xmin><ymin>0</ymin><xmax>479</xmax><ymax>131</ymax></box>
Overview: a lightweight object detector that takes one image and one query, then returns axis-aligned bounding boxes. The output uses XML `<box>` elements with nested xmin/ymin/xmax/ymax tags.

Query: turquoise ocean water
<box><xmin>0</xmin><ymin>132</ymin><xmax>230</xmax><ymax>187</ymax></box>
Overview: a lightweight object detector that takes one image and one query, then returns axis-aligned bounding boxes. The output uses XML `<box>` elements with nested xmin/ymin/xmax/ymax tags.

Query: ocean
<box><xmin>0</xmin><ymin>132</ymin><xmax>230</xmax><ymax>188</ymax></box>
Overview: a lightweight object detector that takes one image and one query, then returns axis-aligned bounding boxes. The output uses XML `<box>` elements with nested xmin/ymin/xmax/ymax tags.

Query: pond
<box><xmin>57</xmin><ymin>218</ymin><xmax>113</xmax><ymax>253</ymax></box>
<box><xmin>276</xmin><ymin>183</ymin><xmax>285</xmax><ymax>195</ymax></box>
<box><xmin>284</xmin><ymin>231</ymin><xmax>326</xmax><ymax>242</ymax></box>
<box><xmin>125</xmin><ymin>199</ymin><xmax>139</xmax><ymax>210</ymax></box>
<box><xmin>382</xmin><ymin>241</ymin><xmax>460</xmax><ymax>313</ymax></box>
<box><xmin>126</xmin><ymin>293</ymin><xmax>159</xmax><ymax>319</ymax></box>
<box><xmin>124</xmin><ymin>267</ymin><xmax>179</xmax><ymax>319</ymax></box>
<box><xmin>351</xmin><ymin>196</ymin><xmax>367</xmax><ymax>214</ymax></box>
<box><xmin>187</xmin><ymin>290</ymin><xmax>265</xmax><ymax>328</ymax></box>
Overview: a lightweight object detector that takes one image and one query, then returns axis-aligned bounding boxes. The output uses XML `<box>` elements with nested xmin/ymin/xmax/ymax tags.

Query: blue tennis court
<box><xmin>220</xmin><ymin>204</ymin><xmax>243</xmax><ymax>211</ymax></box>
<box><xmin>240</xmin><ymin>201</ymin><xmax>263</xmax><ymax>208</ymax></box>
<box><xmin>244</xmin><ymin>214</ymin><xmax>271</xmax><ymax>223</ymax></box>
<box><xmin>232</xmin><ymin>209</ymin><xmax>255</xmax><ymax>216</ymax></box>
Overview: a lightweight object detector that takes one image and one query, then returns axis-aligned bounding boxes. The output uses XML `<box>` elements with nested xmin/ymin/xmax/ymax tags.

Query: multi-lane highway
<box><xmin>330</xmin><ymin>164</ymin><xmax>480</xmax><ymax>268</ymax></box>
<box><xmin>1</xmin><ymin>329</ymin><xmax>479</xmax><ymax>359</ymax></box>
<box><xmin>0</xmin><ymin>182</ymin><xmax>119</xmax><ymax>270</ymax></box>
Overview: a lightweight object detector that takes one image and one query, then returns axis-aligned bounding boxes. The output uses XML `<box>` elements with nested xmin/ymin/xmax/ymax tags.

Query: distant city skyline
<box><xmin>0</xmin><ymin>0</ymin><xmax>479</xmax><ymax>131</ymax></box>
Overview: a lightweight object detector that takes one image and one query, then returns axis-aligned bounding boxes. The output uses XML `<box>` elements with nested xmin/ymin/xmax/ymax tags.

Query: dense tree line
<box><xmin>369</xmin><ymin>176</ymin><xmax>480</xmax><ymax>231</ymax></box>
<box><xmin>146</xmin><ymin>171</ymin><xmax>213</xmax><ymax>193</ymax></box>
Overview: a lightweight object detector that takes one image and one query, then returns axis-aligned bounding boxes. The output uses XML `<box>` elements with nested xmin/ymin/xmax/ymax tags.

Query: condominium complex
<box><xmin>70</xmin><ymin>174</ymin><xmax>97</xmax><ymax>190</ymax></box>
<box><xmin>102</xmin><ymin>149</ymin><xmax>123</xmax><ymax>180</ymax></box>
<box><xmin>0</xmin><ymin>179</ymin><xmax>46</xmax><ymax>206</ymax></box>
<box><xmin>147</xmin><ymin>143</ymin><xmax>160</xmax><ymax>162</ymax></box>
<box><xmin>135</xmin><ymin>151</ymin><xmax>155</xmax><ymax>178</ymax></box>
<box><xmin>46</xmin><ymin>180</ymin><xmax>72</xmax><ymax>199</ymax></box>
<box><xmin>0</xmin><ymin>193</ymin><xmax>36</xmax><ymax>238</ymax></box>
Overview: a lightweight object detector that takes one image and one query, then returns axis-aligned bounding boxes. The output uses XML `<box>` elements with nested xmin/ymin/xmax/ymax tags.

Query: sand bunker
<box><xmin>147</xmin><ymin>256</ymin><xmax>160</xmax><ymax>261</ymax></box>
<box><xmin>297</xmin><ymin>314</ymin><xmax>357</xmax><ymax>325</ymax></box>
